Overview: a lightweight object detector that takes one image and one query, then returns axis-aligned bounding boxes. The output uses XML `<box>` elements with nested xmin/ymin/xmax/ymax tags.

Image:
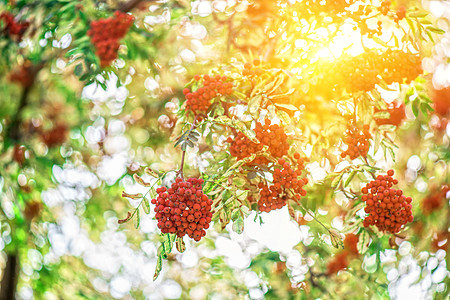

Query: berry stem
<box><xmin>297</xmin><ymin>201</ymin><xmax>330</xmax><ymax>232</ymax></box>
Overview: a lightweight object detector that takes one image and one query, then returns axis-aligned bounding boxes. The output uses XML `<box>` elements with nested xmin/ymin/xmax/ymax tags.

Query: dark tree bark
<box><xmin>0</xmin><ymin>254</ymin><xmax>19</xmax><ymax>300</ymax></box>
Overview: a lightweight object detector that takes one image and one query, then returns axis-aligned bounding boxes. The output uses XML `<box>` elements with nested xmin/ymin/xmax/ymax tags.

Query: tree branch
<box><xmin>118</xmin><ymin>0</ymin><xmax>146</xmax><ymax>12</ymax></box>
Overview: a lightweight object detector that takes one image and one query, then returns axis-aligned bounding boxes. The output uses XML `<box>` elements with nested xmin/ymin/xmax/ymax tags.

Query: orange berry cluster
<box><xmin>378</xmin><ymin>0</ymin><xmax>391</xmax><ymax>16</ymax></box>
<box><xmin>316</xmin><ymin>50</ymin><xmax>422</xmax><ymax>96</ymax></box>
<box><xmin>152</xmin><ymin>177</ymin><xmax>213</xmax><ymax>241</ymax></box>
<box><xmin>381</xmin><ymin>50</ymin><xmax>422</xmax><ymax>85</ymax></box>
<box><xmin>341</xmin><ymin>123</ymin><xmax>371</xmax><ymax>160</ymax></box>
<box><xmin>227</xmin><ymin>119</ymin><xmax>289</xmax><ymax>165</ymax></box>
<box><xmin>87</xmin><ymin>11</ymin><xmax>134</xmax><ymax>67</ymax></box>
<box><xmin>0</xmin><ymin>12</ymin><xmax>29</xmax><ymax>41</ymax></box>
<box><xmin>242</xmin><ymin>59</ymin><xmax>263</xmax><ymax>76</ymax></box>
<box><xmin>327</xmin><ymin>233</ymin><xmax>359</xmax><ymax>275</ymax></box>
<box><xmin>422</xmin><ymin>185</ymin><xmax>449</xmax><ymax>215</ymax></box>
<box><xmin>375</xmin><ymin>101</ymin><xmax>406</xmax><ymax>127</ymax></box>
<box><xmin>362</xmin><ymin>170</ymin><xmax>413</xmax><ymax>233</ymax></box>
<box><xmin>394</xmin><ymin>6</ymin><xmax>406</xmax><ymax>22</ymax></box>
<box><xmin>184</xmin><ymin>74</ymin><xmax>233</xmax><ymax>113</ymax></box>
<box><xmin>257</xmin><ymin>154</ymin><xmax>308</xmax><ymax>212</ymax></box>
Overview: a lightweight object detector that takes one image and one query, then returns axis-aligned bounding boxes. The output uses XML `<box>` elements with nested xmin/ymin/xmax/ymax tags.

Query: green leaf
<box><xmin>135</xmin><ymin>208</ymin><xmax>140</xmax><ymax>229</ymax></box>
<box><xmin>154</xmin><ymin>234</ymin><xmax>176</xmax><ymax>281</ymax></box>
<box><xmin>373</xmin><ymin>111</ymin><xmax>390</xmax><ymax>119</ymax></box>
<box><xmin>344</xmin><ymin>170</ymin><xmax>357</xmax><ymax>187</ymax></box>
<box><xmin>144</xmin><ymin>167</ymin><xmax>159</xmax><ymax>178</ymax></box>
<box><xmin>248</xmin><ymin>95</ymin><xmax>262</xmax><ymax>114</ymax></box>
<box><xmin>329</xmin><ymin>229</ymin><xmax>344</xmax><ymax>249</ymax></box>
<box><xmin>143</xmin><ymin>199</ymin><xmax>150</xmax><ymax>214</ymax></box>
<box><xmin>133</xmin><ymin>174</ymin><xmax>151</xmax><ymax>187</ymax></box>
<box><xmin>411</xmin><ymin>98</ymin><xmax>419</xmax><ymax>117</ymax></box>
<box><xmin>357</xmin><ymin>229</ymin><xmax>371</xmax><ymax>255</ymax></box>
<box><xmin>274</xmin><ymin>103</ymin><xmax>298</xmax><ymax>111</ymax></box>
<box><xmin>426</xmin><ymin>27</ymin><xmax>445</xmax><ymax>34</ymax></box>
<box><xmin>74</xmin><ymin>63</ymin><xmax>83</xmax><ymax>76</ymax></box>
<box><xmin>176</xmin><ymin>237</ymin><xmax>186</xmax><ymax>253</ymax></box>
<box><xmin>118</xmin><ymin>211</ymin><xmax>132</xmax><ymax>224</ymax></box>
<box><xmin>232</xmin><ymin>217</ymin><xmax>244</xmax><ymax>234</ymax></box>
<box><xmin>121</xmin><ymin>191</ymin><xmax>143</xmax><ymax>199</ymax></box>
<box><xmin>331</xmin><ymin>173</ymin><xmax>343</xmax><ymax>189</ymax></box>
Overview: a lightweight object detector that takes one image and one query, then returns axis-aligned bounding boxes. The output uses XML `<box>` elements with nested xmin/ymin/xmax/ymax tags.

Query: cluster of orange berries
<box><xmin>87</xmin><ymin>11</ymin><xmax>134</xmax><ymax>67</ymax></box>
<box><xmin>381</xmin><ymin>50</ymin><xmax>422</xmax><ymax>85</ymax></box>
<box><xmin>422</xmin><ymin>185</ymin><xmax>449</xmax><ymax>216</ymax></box>
<box><xmin>152</xmin><ymin>177</ymin><xmax>213</xmax><ymax>241</ymax></box>
<box><xmin>361</xmin><ymin>170</ymin><xmax>413</xmax><ymax>233</ymax></box>
<box><xmin>227</xmin><ymin>119</ymin><xmax>289</xmax><ymax>165</ymax></box>
<box><xmin>183</xmin><ymin>74</ymin><xmax>233</xmax><ymax>113</ymax></box>
<box><xmin>318</xmin><ymin>50</ymin><xmax>422</xmax><ymax>95</ymax></box>
<box><xmin>375</xmin><ymin>101</ymin><xmax>406</xmax><ymax>127</ymax></box>
<box><xmin>0</xmin><ymin>12</ymin><xmax>29</xmax><ymax>41</ymax></box>
<box><xmin>242</xmin><ymin>59</ymin><xmax>262</xmax><ymax>77</ymax></box>
<box><xmin>326</xmin><ymin>234</ymin><xmax>359</xmax><ymax>275</ymax></box>
<box><xmin>257</xmin><ymin>154</ymin><xmax>308</xmax><ymax>212</ymax></box>
<box><xmin>378</xmin><ymin>1</ymin><xmax>391</xmax><ymax>16</ymax></box>
<box><xmin>341</xmin><ymin>123</ymin><xmax>371</xmax><ymax>160</ymax></box>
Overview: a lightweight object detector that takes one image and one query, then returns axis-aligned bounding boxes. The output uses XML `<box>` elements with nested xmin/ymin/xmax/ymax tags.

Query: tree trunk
<box><xmin>0</xmin><ymin>254</ymin><xmax>19</xmax><ymax>300</ymax></box>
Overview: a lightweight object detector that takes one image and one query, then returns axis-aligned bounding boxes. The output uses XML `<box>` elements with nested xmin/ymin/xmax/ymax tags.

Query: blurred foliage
<box><xmin>0</xmin><ymin>0</ymin><xmax>448</xmax><ymax>299</ymax></box>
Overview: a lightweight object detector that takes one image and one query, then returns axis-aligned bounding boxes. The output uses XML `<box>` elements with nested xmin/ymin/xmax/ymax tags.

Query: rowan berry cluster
<box><xmin>87</xmin><ymin>11</ymin><xmax>134</xmax><ymax>67</ymax></box>
<box><xmin>227</xmin><ymin>119</ymin><xmax>289</xmax><ymax>165</ymax></box>
<box><xmin>375</xmin><ymin>101</ymin><xmax>406</xmax><ymax>126</ymax></box>
<box><xmin>317</xmin><ymin>50</ymin><xmax>422</xmax><ymax>96</ymax></box>
<box><xmin>257</xmin><ymin>154</ymin><xmax>308</xmax><ymax>212</ymax></box>
<box><xmin>361</xmin><ymin>170</ymin><xmax>413</xmax><ymax>233</ymax></box>
<box><xmin>340</xmin><ymin>123</ymin><xmax>371</xmax><ymax>160</ymax></box>
<box><xmin>151</xmin><ymin>177</ymin><xmax>213</xmax><ymax>241</ymax></box>
<box><xmin>242</xmin><ymin>59</ymin><xmax>262</xmax><ymax>76</ymax></box>
<box><xmin>183</xmin><ymin>74</ymin><xmax>233</xmax><ymax>113</ymax></box>
<box><xmin>0</xmin><ymin>12</ymin><xmax>29</xmax><ymax>41</ymax></box>
<box><xmin>378</xmin><ymin>1</ymin><xmax>391</xmax><ymax>16</ymax></box>
<box><xmin>381</xmin><ymin>50</ymin><xmax>422</xmax><ymax>85</ymax></box>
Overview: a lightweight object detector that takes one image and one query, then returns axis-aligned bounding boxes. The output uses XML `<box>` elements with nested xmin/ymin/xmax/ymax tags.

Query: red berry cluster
<box><xmin>375</xmin><ymin>101</ymin><xmax>406</xmax><ymax>127</ymax></box>
<box><xmin>183</xmin><ymin>74</ymin><xmax>233</xmax><ymax>113</ymax></box>
<box><xmin>0</xmin><ymin>12</ymin><xmax>29</xmax><ymax>41</ymax></box>
<box><xmin>87</xmin><ymin>11</ymin><xmax>134</xmax><ymax>67</ymax></box>
<box><xmin>341</xmin><ymin>123</ymin><xmax>371</xmax><ymax>160</ymax></box>
<box><xmin>257</xmin><ymin>154</ymin><xmax>308</xmax><ymax>212</ymax></box>
<box><xmin>227</xmin><ymin>119</ymin><xmax>289</xmax><ymax>165</ymax></box>
<box><xmin>151</xmin><ymin>177</ymin><xmax>213</xmax><ymax>241</ymax></box>
<box><xmin>361</xmin><ymin>170</ymin><xmax>413</xmax><ymax>233</ymax></box>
